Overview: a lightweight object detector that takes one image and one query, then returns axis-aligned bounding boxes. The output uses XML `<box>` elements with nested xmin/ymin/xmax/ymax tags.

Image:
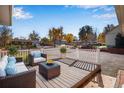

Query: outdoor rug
<box><xmin>58</xmin><ymin>58</ymin><xmax>76</xmax><ymax>66</ymax></box>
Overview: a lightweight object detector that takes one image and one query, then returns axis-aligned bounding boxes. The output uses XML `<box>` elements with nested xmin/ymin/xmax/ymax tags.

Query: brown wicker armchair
<box><xmin>29</xmin><ymin>52</ymin><xmax>47</xmax><ymax>66</ymax></box>
<box><xmin>0</xmin><ymin>58</ymin><xmax>36</xmax><ymax>88</ymax></box>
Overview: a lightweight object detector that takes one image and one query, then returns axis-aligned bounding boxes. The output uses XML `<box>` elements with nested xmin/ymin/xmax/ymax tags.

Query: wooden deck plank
<box><xmin>55</xmin><ymin>77</ymin><xmax>71</xmax><ymax>87</ymax></box>
<box><xmin>36</xmin><ymin>76</ymin><xmax>47</xmax><ymax>88</ymax></box>
<box><xmin>36</xmin><ymin>82</ymin><xmax>40</xmax><ymax>88</ymax></box>
<box><xmin>51</xmin><ymin>79</ymin><xmax>66</xmax><ymax>88</ymax></box>
<box><xmin>36</xmin><ymin>72</ymin><xmax>54</xmax><ymax>88</ymax></box>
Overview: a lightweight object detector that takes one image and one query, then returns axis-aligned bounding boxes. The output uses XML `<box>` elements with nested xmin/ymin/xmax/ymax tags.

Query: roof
<box><xmin>105</xmin><ymin>25</ymin><xmax>119</xmax><ymax>34</ymax></box>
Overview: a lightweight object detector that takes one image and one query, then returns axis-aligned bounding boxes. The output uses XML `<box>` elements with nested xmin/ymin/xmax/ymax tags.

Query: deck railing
<box><xmin>0</xmin><ymin>48</ymin><xmax>100</xmax><ymax>64</ymax></box>
<box><xmin>0</xmin><ymin>49</ymin><xmax>30</xmax><ymax>64</ymax></box>
<box><xmin>66</xmin><ymin>48</ymin><xmax>100</xmax><ymax>64</ymax></box>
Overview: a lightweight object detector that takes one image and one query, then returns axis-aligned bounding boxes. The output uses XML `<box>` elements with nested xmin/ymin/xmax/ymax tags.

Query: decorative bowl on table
<box><xmin>46</xmin><ymin>59</ymin><xmax>54</xmax><ymax>65</ymax></box>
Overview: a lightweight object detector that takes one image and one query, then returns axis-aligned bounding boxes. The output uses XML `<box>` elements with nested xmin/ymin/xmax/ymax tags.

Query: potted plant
<box><xmin>8</xmin><ymin>45</ymin><xmax>18</xmax><ymax>56</ymax></box>
<box><xmin>60</xmin><ymin>45</ymin><xmax>67</xmax><ymax>58</ymax></box>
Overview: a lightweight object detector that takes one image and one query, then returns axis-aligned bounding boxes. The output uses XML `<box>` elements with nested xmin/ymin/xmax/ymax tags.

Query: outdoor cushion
<box><xmin>0</xmin><ymin>60</ymin><xmax>6</xmax><ymax>77</ymax></box>
<box><xmin>0</xmin><ymin>69</ymin><xmax>6</xmax><ymax>77</ymax></box>
<box><xmin>34</xmin><ymin>52</ymin><xmax>41</xmax><ymax>58</ymax></box>
<box><xmin>31</xmin><ymin>51</ymin><xmax>41</xmax><ymax>58</ymax></box>
<box><xmin>15</xmin><ymin>62</ymin><xmax>28</xmax><ymax>74</ymax></box>
<box><xmin>34</xmin><ymin>57</ymin><xmax>46</xmax><ymax>63</ymax></box>
<box><xmin>0</xmin><ymin>55</ymin><xmax>8</xmax><ymax>77</ymax></box>
<box><xmin>8</xmin><ymin>56</ymin><xmax>16</xmax><ymax>63</ymax></box>
<box><xmin>5</xmin><ymin>61</ymin><xmax>17</xmax><ymax>75</ymax></box>
<box><xmin>1</xmin><ymin>55</ymin><xmax>8</xmax><ymax>69</ymax></box>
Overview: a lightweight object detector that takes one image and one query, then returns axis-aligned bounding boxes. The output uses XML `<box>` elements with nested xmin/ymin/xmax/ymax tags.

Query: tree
<box><xmin>97</xmin><ymin>33</ymin><xmax>105</xmax><ymax>43</ymax></box>
<box><xmin>29</xmin><ymin>30</ymin><xmax>40</xmax><ymax>41</ymax></box>
<box><xmin>41</xmin><ymin>37</ymin><xmax>50</xmax><ymax>45</ymax></box>
<box><xmin>0</xmin><ymin>26</ymin><xmax>12</xmax><ymax>47</ymax></box>
<box><xmin>73</xmin><ymin>36</ymin><xmax>78</xmax><ymax>41</ymax></box>
<box><xmin>48</xmin><ymin>26</ymin><xmax>64</xmax><ymax>47</ymax></box>
<box><xmin>104</xmin><ymin>24</ymin><xmax>115</xmax><ymax>34</ymax></box>
<box><xmin>65</xmin><ymin>33</ymin><xmax>74</xmax><ymax>43</ymax></box>
<box><xmin>78</xmin><ymin>25</ymin><xmax>95</xmax><ymax>44</ymax></box>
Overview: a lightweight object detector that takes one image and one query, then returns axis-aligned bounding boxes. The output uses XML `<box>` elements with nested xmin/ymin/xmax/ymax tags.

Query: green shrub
<box><xmin>60</xmin><ymin>46</ymin><xmax>67</xmax><ymax>54</ymax></box>
<box><xmin>8</xmin><ymin>45</ymin><xmax>18</xmax><ymax>56</ymax></box>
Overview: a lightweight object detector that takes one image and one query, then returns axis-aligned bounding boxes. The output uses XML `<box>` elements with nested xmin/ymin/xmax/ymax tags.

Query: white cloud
<box><xmin>98</xmin><ymin>6</ymin><xmax>114</xmax><ymax>11</ymax></box>
<box><xmin>13</xmin><ymin>7</ymin><xmax>33</xmax><ymax>20</ymax></box>
<box><xmin>75</xmin><ymin>5</ymin><xmax>102</xmax><ymax>9</ymax></box>
<box><xmin>64</xmin><ymin>5</ymin><xmax>69</xmax><ymax>8</ymax></box>
<box><xmin>92</xmin><ymin>13</ymin><xmax>116</xmax><ymax>19</ymax></box>
<box><xmin>64</xmin><ymin>5</ymin><xmax>102</xmax><ymax>9</ymax></box>
<box><xmin>64</xmin><ymin>5</ymin><xmax>114</xmax><ymax>12</ymax></box>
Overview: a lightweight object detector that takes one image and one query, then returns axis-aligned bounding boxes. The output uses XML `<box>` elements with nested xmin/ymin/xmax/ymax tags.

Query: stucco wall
<box><xmin>105</xmin><ymin>26</ymin><xmax>121</xmax><ymax>47</ymax></box>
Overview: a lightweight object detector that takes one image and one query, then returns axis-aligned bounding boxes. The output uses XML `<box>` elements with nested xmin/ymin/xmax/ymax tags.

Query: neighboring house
<box><xmin>11</xmin><ymin>39</ymin><xmax>33</xmax><ymax>49</ymax></box>
<box><xmin>105</xmin><ymin>25</ymin><xmax>121</xmax><ymax>47</ymax></box>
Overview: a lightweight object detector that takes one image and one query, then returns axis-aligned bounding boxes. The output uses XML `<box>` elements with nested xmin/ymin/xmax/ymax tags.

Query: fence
<box><xmin>0</xmin><ymin>48</ymin><xmax>101</xmax><ymax>64</ymax></box>
<box><xmin>0</xmin><ymin>49</ymin><xmax>30</xmax><ymax>64</ymax></box>
<box><xmin>66</xmin><ymin>48</ymin><xmax>100</xmax><ymax>64</ymax></box>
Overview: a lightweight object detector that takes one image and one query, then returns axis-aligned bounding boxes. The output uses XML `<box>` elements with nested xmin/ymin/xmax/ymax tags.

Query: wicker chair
<box><xmin>0</xmin><ymin>58</ymin><xmax>36</xmax><ymax>88</ymax></box>
<box><xmin>29</xmin><ymin>51</ymin><xmax>47</xmax><ymax>66</ymax></box>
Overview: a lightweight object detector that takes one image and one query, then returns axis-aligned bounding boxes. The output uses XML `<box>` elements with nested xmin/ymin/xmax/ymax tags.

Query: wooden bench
<box><xmin>115</xmin><ymin>70</ymin><xmax>124</xmax><ymax>88</ymax></box>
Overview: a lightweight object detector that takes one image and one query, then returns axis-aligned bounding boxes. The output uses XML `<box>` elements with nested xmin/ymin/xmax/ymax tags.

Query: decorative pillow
<box><xmin>8</xmin><ymin>57</ymin><xmax>16</xmax><ymax>64</ymax></box>
<box><xmin>34</xmin><ymin>52</ymin><xmax>41</xmax><ymax>58</ymax></box>
<box><xmin>1</xmin><ymin>55</ymin><xmax>8</xmax><ymax>69</ymax></box>
<box><xmin>5</xmin><ymin>62</ymin><xmax>17</xmax><ymax>75</ymax></box>
<box><xmin>31</xmin><ymin>51</ymin><xmax>41</xmax><ymax>58</ymax></box>
<box><xmin>1</xmin><ymin>55</ymin><xmax>8</xmax><ymax>66</ymax></box>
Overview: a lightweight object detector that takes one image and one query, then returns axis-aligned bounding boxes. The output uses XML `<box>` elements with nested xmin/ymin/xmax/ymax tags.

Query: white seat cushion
<box><xmin>0</xmin><ymin>55</ymin><xmax>8</xmax><ymax>77</ymax></box>
<box><xmin>0</xmin><ymin>60</ymin><xmax>6</xmax><ymax>77</ymax></box>
<box><xmin>34</xmin><ymin>57</ymin><xmax>46</xmax><ymax>63</ymax></box>
<box><xmin>1</xmin><ymin>55</ymin><xmax>8</xmax><ymax>69</ymax></box>
<box><xmin>15</xmin><ymin>62</ymin><xmax>28</xmax><ymax>74</ymax></box>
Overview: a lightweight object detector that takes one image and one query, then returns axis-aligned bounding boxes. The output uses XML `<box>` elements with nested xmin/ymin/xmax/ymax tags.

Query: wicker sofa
<box><xmin>29</xmin><ymin>51</ymin><xmax>47</xmax><ymax>66</ymax></box>
<box><xmin>0</xmin><ymin>58</ymin><xmax>36</xmax><ymax>88</ymax></box>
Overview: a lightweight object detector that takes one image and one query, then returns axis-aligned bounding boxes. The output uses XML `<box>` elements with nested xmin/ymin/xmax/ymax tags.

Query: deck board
<box><xmin>28</xmin><ymin>61</ymin><xmax>94</xmax><ymax>88</ymax></box>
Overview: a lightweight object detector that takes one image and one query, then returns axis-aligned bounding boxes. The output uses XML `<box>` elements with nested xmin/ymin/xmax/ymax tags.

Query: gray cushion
<box><xmin>34</xmin><ymin>57</ymin><xmax>46</xmax><ymax>63</ymax></box>
<box><xmin>15</xmin><ymin>62</ymin><xmax>28</xmax><ymax>74</ymax></box>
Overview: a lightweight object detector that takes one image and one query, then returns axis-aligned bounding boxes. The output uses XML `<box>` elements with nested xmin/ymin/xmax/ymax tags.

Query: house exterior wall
<box><xmin>105</xmin><ymin>26</ymin><xmax>121</xmax><ymax>47</ymax></box>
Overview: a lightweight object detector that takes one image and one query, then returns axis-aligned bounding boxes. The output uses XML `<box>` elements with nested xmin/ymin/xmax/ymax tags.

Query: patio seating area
<box><xmin>28</xmin><ymin>58</ymin><xmax>103</xmax><ymax>88</ymax></box>
<box><xmin>0</xmin><ymin>57</ymin><xmax>36</xmax><ymax>88</ymax></box>
<box><xmin>0</xmin><ymin>48</ymin><xmax>124</xmax><ymax>88</ymax></box>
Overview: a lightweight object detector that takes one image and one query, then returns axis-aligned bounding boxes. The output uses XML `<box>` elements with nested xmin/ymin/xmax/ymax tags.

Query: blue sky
<box><xmin>13</xmin><ymin>5</ymin><xmax>118</xmax><ymax>38</ymax></box>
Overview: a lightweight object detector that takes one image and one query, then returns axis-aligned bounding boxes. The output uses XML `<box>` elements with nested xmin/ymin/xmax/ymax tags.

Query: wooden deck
<box><xmin>28</xmin><ymin>60</ymin><xmax>103</xmax><ymax>88</ymax></box>
<box><xmin>114</xmin><ymin>70</ymin><xmax>124</xmax><ymax>88</ymax></box>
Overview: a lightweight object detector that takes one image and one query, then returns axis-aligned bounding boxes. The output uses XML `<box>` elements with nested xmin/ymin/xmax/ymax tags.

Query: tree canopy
<box><xmin>29</xmin><ymin>30</ymin><xmax>40</xmax><ymax>41</ymax></box>
<box><xmin>64</xmin><ymin>33</ymin><xmax>74</xmax><ymax>43</ymax></box>
<box><xmin>97</xmin><ymin>32</ymin><xmax>105</xmax><ymax>43</ymax></box>
<box><xmin>78</xmin><ymin>25</ymin><xmax>96</xmax><ymax>43</ymax></box>
<box><xmin>41</xmin><ymin>37</ymin><xmax>50</xmax><ymax>45</ymax></box>
<box><xmin>0</xmin><ymin>26</ymin><xmax>12</xmax><ymax>47</ymax></box>
<box><xmin>48</xmin><ymin>26</ymin><xmax>63</xmax><ymax>46</ymax></box>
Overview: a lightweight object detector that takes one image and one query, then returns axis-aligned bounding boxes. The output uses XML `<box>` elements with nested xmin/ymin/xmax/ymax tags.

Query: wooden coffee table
<box><xmin>39</xmin><ymin>62</ymin><xmax>60</xmax><ymax>80</ymax></box>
